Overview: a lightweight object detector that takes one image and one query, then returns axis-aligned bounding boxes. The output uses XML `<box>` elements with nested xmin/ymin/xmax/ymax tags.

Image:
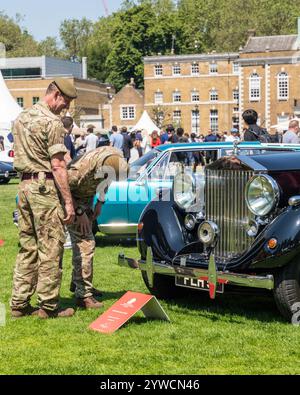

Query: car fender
<box><xmin>138</xmin><ymin>198</ymin><xmax>187</xmax><ymax>262</ymax></box>
<box><xmin>231</xmin><ymin>205</ymin><xmax>300</xmax><ymax>270</ymax></box>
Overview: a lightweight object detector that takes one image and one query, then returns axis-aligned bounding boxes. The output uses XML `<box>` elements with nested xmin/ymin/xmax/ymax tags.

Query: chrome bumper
<box><xmin>118</xmin><ymin>248</ymin><xmax>274</xmax><ymax>291</ymax></box>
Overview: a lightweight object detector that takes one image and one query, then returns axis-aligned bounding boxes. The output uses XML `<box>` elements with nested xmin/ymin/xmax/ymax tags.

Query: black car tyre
<box><xmin>273</xmin><ymin>257</ymin><xmax>300</xmax><ymax>321</ymax></box>
<box><xmin>0</xmin><ymin>178</ymin><xmax>10</xmax><ymax>184</ymax></box>
<box><xmin>142</xmin><ymin>271</ymin><xmax>189</xmax><ymax>299</ymax></box>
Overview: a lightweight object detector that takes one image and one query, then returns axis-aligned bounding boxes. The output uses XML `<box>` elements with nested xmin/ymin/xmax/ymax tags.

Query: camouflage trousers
<box><xmin>10</xmin><ymin>180</ymin><xmax>66</xmax><ymax>312</ymax></box>
<box><xmin>68</xmin><ymin>219</ymin><xmax>95</xmax><ymax>299</ymax></box>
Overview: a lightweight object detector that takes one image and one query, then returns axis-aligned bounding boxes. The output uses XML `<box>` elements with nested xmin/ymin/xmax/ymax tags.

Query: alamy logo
<box><xmin>0</xmin><ymin>303</ymin><xmax>6</xmax><ymax>327</ymax></box>
<box><xmin>291</xmin><ymin>303</ymin><xmax>300</xmax><ymax>326</ymax></box>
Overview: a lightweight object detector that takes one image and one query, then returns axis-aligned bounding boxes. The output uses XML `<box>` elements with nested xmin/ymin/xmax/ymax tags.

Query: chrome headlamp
<box><xmin>173</xmin><ymin>172</ymin><xmax>196</xmax><ymax>211</ymax></box>
<box><xmin>245</xmin><ymin>175</ymin><xmax>280</xmax><ymax>217</ymax></box>
<box><xmin>198</xmin><ymin>221</ymin><xmax>219</xmax><ymax>246</ymax></box>
<box><xmin>184</xmin><ymin>214</ymin><xmax>197</xmax><ymax>231</ymax></box>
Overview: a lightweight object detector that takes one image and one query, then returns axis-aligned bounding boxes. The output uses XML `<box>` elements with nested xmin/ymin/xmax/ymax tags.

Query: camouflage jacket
<box><xmin>68</xmin><ymin>147</ymin><xmax>125</xmax><ymax>205</ymax></box>
<box><xmin>13</xmin><ymin>101</ymin><xmax>67</xmax><ymax>173</ymax></box>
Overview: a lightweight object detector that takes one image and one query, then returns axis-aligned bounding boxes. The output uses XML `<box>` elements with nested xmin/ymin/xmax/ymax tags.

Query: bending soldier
<box><xmin>67</xmin><ymin>147</ymin><xmax>128</xmax><ymax>309</ymax></box>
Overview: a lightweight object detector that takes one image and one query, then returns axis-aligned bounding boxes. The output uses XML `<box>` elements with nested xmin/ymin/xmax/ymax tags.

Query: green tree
<box><xmin>38</xmin><ymin>36</ymin><xmax>66</xmax><ymax>58</ymax></box>
<box><xmin>0</xmin><ymin>12</ymin><xmax>39</xmax><ymax>57</ymax></box>
<box><xmin>86</xmin><ymin>16</ymin><xmax>115</xmax><ymax>82</ymax></box>
<box><xmin>105</xmin><ymin>0</ymin><xmax>180</xmax><ymax>90</ymax></box>
<box><xmin>59</xmin><ymin>18</ymin><xmax>93</xmax><ymax>60</ymax></box>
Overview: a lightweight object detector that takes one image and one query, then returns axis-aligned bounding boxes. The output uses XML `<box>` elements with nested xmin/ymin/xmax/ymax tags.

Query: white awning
<box><xmin>0</xmin><ymin>70</ymin><xmax>22</xmax><ymax>130</ymax></box>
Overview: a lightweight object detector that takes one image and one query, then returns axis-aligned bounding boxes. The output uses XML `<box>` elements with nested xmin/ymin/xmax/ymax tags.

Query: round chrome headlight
<box><xmin>184</xmin><ymin>214</ymin><xmax>197</xmax><ymax>231</ymax></box>
<box><xmin>245</xmin><ymin>175</ymin><xmax>280</xmax><ymax>217</ymax></box>
<box><xmin>173</xmin><ymin>172</ymin><xmax>196</xmax><ymax>211</ymax></box>
<box><xmin>198</xmin><ymin>221</ymin><xmax>219</xmax><ymax>246</ymax></box>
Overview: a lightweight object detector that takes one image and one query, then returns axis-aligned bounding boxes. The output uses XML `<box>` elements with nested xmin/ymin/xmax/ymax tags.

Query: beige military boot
<box><xmin>38</xmin><ymin>308</ymin><xmax>75</xmax><ymax>319</ymax></box>
<box><xmin>76</xmin><ymin>297</ymin><xmax>104</xmax><ymax>309</ymax></box>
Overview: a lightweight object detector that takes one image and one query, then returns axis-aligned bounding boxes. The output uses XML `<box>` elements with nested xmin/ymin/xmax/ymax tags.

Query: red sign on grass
<box><xmin>0</xmin><ymin>240</ymin><xmax>4</xmax><ymax>247</ymax></box>
<box><xmin>89</xmin><ymin>291</ymin><xmax>170</xmax><ymax>334</ymax></box>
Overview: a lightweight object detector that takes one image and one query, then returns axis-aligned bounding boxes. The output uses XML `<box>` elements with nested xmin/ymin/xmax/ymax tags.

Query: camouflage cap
<box><xmin>53</xmin><ymin>78</ymin><xmax>77</xmax><ymax>99</ymax></box>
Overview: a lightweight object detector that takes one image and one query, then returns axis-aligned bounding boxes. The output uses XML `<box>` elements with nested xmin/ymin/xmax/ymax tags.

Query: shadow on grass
<box><xmin>161</xmin><ymin>288</ymin><xmax>285</xmax><ymax>324</ymax></box>
<box><xmin>95</xmin><ymin>234</ymin><xmax>137</xmax><ymax>247</ymax></box>
<box><xmin>59</xmin><ymin>290</ymin><xmax>130</xmax><ymax>307</ymax></box>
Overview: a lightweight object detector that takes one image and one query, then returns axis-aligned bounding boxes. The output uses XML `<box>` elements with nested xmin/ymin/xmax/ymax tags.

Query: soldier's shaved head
<box><xmin>104</xmin><ymin>155</ymin><xmax>129</xmax><ymax>180</ymax></box>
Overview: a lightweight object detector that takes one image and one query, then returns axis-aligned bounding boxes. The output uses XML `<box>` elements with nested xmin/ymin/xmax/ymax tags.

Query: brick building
<box><xmin>1</xmin><ymin>56</ymin><xmax>113</xmax><ymax>123</ymax></box>
<box><xmin>101</xmin><ymin>78</ymin><xmax>144</xmax><ymax>130</ymax></box>
<box><xmin>238</xmin><ymin>34</ymin><xmax>300</xmax><ymax>130</ymax></box>
<box><xmin>144</xmin><ymin>29</ymin><xmax>300</xmax><ymax>134</ymax></box>
<box><xmin>144</xmin><ymin>53</ymin><xmax>240</xmax><ymax>134</ymax></box>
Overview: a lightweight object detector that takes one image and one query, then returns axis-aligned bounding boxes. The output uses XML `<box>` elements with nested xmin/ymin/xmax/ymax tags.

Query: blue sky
<box><xmin>1</xmin><ymin>0</ymin><xmax>124</xmax><ymax>41</ymax></box>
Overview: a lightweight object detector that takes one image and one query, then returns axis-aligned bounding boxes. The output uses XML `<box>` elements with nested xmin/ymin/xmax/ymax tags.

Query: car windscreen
<box><xmin>128</xmin><ymin>149</ymin><xmax>160</xmax><ymax>179</ymax></box>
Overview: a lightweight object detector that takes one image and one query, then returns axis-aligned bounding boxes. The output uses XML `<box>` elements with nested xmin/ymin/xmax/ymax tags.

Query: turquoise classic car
<box><xmin>96</xmin><ymin>141</ymin><xmax>299</xmax><ymax>236</ymax></box>
<box><xmin>13</xmin><ymin>142</ymin><xmax>300</xmax><ymax>233</ymax></box>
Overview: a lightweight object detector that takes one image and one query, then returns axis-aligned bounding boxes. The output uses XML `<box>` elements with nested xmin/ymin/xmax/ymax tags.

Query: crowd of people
<box><xmin>45</xmin><ymin>108</ymin><xmax>300</xmax><ymax>169</ymax></box>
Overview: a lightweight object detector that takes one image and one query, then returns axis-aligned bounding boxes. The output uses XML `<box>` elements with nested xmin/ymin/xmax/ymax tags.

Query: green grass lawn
<box><xmin>0</xmin><ymin>180</ymin><xmax>299</xmax><ymax>375</ymax></box>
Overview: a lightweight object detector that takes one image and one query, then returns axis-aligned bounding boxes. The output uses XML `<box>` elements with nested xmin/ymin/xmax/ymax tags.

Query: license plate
<box><xmin>175</xmin><ymin>276</ymin><xmax>224</xmax><ymax>293</ymax></box>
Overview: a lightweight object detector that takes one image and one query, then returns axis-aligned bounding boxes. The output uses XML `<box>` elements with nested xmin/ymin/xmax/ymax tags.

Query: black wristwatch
<box><xmin>75</xmin><ymin>206</ymin><xmax>85</xmax><ymax>216</ymax></box>
<box><xmin>97</xmin><ymin>199</ymin><xmax>105</xmax><ymax>204</ymax></box>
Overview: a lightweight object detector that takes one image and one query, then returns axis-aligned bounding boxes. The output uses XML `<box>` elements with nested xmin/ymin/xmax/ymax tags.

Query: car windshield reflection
<box><xmin>128</xmin><ymin>149</ymin><xmax>160</xmax><ymax>179</ymax></box>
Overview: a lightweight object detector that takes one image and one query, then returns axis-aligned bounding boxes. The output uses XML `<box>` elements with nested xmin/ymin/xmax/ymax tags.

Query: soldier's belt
<box><xmin>21</xmin><ymin>172</ymin><xmax>54</xmax><ymax>181</ymax></box>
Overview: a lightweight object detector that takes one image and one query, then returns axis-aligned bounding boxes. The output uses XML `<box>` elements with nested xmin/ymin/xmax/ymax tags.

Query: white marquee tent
<box><xmin>0</xmin><ymin>70</ymin><xmax>22</xmax><ymax>131</ymax></box>
<box><xmin>132</xmin><ymin>110</ymin><xmax>159</xmax><ymax>134</ymax></box>
<box><xmin>270</xmin><ymin>117</ymin><xmax>300</xmax><ymax>131</ymax></box>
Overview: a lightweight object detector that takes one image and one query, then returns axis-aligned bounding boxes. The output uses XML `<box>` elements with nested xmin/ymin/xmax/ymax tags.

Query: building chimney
<box><xmin>129</xmin><ymin>78</ymin><xmax>135</xmax><ymax>88</ymax></box>
<box><xmin>82</xmin><ymin>57</ymin><xmax>88</xmax><ymax>79</ymax></box>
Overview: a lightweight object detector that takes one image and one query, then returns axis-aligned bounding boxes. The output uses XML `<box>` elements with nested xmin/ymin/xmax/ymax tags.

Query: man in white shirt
<box><xmin>85</xmin><ymin>125</ymin><xmax>99</xmax><ymax>153</ymax></box>
<box><xmin>225</xmin><ymin>128</ymin><xmax>240</xmax><ymax>142</ymax></box>
<box><xmin>282</xmin><ymin>120</ymin><xmax>300</xmax><ymax>144</ymax></box>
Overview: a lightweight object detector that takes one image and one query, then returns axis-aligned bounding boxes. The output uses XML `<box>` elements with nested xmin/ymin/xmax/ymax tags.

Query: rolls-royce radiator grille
<box><xmin>205</xmin><ymin>169</ymin><xmax>254</xmax><ymax>263</ymax></box>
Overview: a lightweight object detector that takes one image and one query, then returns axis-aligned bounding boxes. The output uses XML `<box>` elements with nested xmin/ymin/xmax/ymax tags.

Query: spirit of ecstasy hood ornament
<box><xmin>233</xmin><ymin>139</ymin><xmax>241</xmax><ymax>155</ymax></box>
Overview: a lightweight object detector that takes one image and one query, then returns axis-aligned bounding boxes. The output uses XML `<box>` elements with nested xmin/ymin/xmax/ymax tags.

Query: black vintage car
<box><xmin>0</xmin><ymin>161</ymin><xmax>17</xmax><ymax>184</ymax></box>
<box><xmin>119</xmin><ymin>149</ymin><xmax>300</xmax><ymax>322</ymax></box>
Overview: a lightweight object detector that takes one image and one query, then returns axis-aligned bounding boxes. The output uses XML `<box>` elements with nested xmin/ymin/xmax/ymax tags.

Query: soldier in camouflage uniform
<box><xmin>67</xmin><ymin>147</ymin><xmax>128</xmax><ymax>309</ymax></box>
<box><xmin>10</xmin><ymin>79</ymin><xmax>77</xmax><ymax>319</ymax></box>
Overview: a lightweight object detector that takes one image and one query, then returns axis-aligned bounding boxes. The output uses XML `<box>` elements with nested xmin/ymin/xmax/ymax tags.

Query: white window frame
<box><xmin>249</xmin><ymin>73</ymin><xmax>261</xmax><ymax>101</ymax></box>
<box><xmin>210</xmin><ymin>109</ymin><xmax>218</xmax><ymax>132</ymax></box>
<box><xmin>172</xmin><ymin>64</ymin><xmax>181</xmax><ymax>76</ymax></box>
<box><xmin>173</xmin><ymin>110</ymin><xmax>182</xmax><ymax>123</ymax></box>
<box><xmin>191</xmin><ymin>109</ymin><xmax>200</xmax><ymax>134</ymax></box>
<box><xmin>277</xmin><ymin>72</ymin><xmax>289</xmax><ymax>101</ymax></box>
<box><xmin>233</xmin><ymin>89</ymin><xmax>239</xmax><ymax>101</ymax></box>
<box><xmin>277</xmin><ymin>115</ymin><xmax>289</xmax><ymax>124</ymax></box>
<box><xmin>191</xmin><ymin>91</ymin><xmax>200</xmax><ymax>102</ymax></box>
<box><xmin>120</xmin><ymin>106</ymin><xmax>136</xmax><ymax>120</ymax></box>
<box><xmin>191</xmin><ymin>63</ymin><xmax>200</xmax><ymax>76</ymax></box>
<box><xmin>210</xmin><ymin>89</ymin><xmax>218</xmax><ymax>102</ymax></box>
<box><xmin>232</xmin><ymin>115</ymin><xmax>239</xmax><ymax>130</ymax></box>
<box><xmin>154</xmin><ymin>64</ymin><xmax>163</xmax><ymax>77</ymax></box>
<box><xmin>209</xmin><ymin>63</ymin><xmax>218</xmax><ymax>74</ymax></box>
<box><xmin>154</xmin><ymin>91</ymin><xmax>163</xmax><ymax>104</ymax></box>
<box><xmin>32</xmin><ymin>96</ymin><xmax>39</xmax><ymax>105</ymax></box>
<box><xmin>233</xmin><ymin>63</ymin><xmax>239</xmax><ymax>74</ymax></box>
<box><xmin>17</xmin><ymin>97</ymin><xmax>24</xmax><ymax>108</ymax></box>
<box><xmin>173</xmin><ymin>91</ymin><xmax>181</xmax><ymax>103</ymax></box>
